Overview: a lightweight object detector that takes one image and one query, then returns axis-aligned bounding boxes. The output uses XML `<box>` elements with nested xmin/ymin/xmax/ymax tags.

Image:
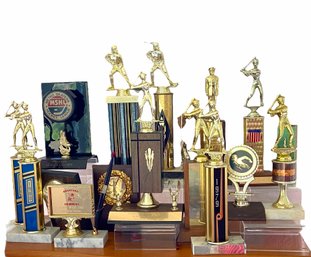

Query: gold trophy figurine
<box><xmin>202</xmin><ymin>106</ymin><xmax>225</xmax><ymax>153</ymax></box>
<box><xmin>205</xmin><ymin>67</ymin><xmax>219</xmax><ymax>106</ymax></box>
<box><xmin>105</xmin><ymin>45</ymin><xmax>132</xmax><ymax>96</ymax></box>
<box><xmin>181</xmin><ymin>98</ymin><xmax>209</xmax><ymax>162</ymax></box>
<box><xmin>19</xmin><ymin>102</ymin><xmax>38</xmax><ymax>151</ymax></box>
<box><xmin>131</xmin><ymin>72</ymin><xmax>157</xmax><ymax>132</ymax></box>
<box><xmin>59</xmin><ymin>130</ymin><xmax>71</xmax><ymax>158</ymax></box>
<box><xmin>268</xmin><ymin>95</ymin><xmax>294</xmax><ymax>151</ymax></box>
<box><xmin>147</xmin><ymin>42</ymin><xmax>178</xmax><ymax>92</ymax></box>
<box><xmin>5</xmin><ymin>101</ymin><xmax>25</xmax><ymax>154</ymax></box>
<box><xmin>241</xmin><ymin>57</ymin><xmax>264</xmax><ymax>115</ymax></box>
<box><xmin>268</xmin><ymin>95</ymin><xmax>297</xmax><ymax>209</ymax></box>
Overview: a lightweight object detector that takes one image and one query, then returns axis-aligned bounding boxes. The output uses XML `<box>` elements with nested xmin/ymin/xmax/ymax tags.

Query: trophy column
<box><xmin>244</xmin><ymin>115</ymin><xmax>264</xmax><ymax>173</ymax></box>
<box><xmin>11</xmin><ymin>156</ymin><xmax>23</xmax><ymax>224</ymax></box>
<box><xmin>20</xmin><ymin>154</ymin><xmax>45</xmax><ymax>232</ymax></box>
<box><xmin>154</xmin><ymin>89</ymin><xmax>174</xmax><ymax>170</ymax></box>
<box><xmin>205</xmin><ymin>153</ymin><xmax>228</xmax><ymax>244</ymax></box>
<box><xmin>107</xmin><ymin>95</ymin><xmax>139</xmax><ymax>165</ymax></box>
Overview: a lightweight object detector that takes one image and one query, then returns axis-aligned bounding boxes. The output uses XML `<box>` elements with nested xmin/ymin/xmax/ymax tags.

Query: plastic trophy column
<box><xmin>20</xmin><ymin>152</ymin><xmax>45</xmax><ymax>232</ymax></box>
<box><xmin>154</xmin><ymin>90</ymin><xmax>174</xmax><ymax>170</ymax></box>
<box><xmin>205</xmin><ymin>152</ymin><xmax>228</xmax><ymax>244</ymax></box>
<box><xmin>105</xmin><ymin>45</ymin><xmax>140</xmax><ymax>165</ymax></box>
<box><xmin>11</xmin><ymin>156</ymin><xmax>23</xmax><ymax>224</ymax></box>
<box><xmin>107</xmin><ymin>97</ymin><xmax>139</xmax><ymax>164</ymax></box>
<box><xmin>244</xmin><ymin>114</ymin><xmax>264</xmax><ymax>173</ymax></box>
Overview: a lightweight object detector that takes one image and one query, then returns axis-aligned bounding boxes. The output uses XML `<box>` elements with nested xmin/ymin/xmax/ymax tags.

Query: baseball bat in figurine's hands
<box><xmin>93</xmin><ymin>152</ymin><xmax>116</xmax><ymax>233</ymax></box>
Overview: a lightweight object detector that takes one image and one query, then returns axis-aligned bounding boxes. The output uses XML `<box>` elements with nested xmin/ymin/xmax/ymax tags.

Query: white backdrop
<box><xmin>0</xmin><ymin>0</ymin><xmax>310</xmax><ymax>252</ymax></box>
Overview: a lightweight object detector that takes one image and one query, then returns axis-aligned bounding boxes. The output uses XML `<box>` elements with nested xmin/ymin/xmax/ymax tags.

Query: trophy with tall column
<box><xmin>6</xmin><ymin>102</ymin><xmax>59</xmax><ymax>243</ymax></box>
<box><xmin>241</xmin><ymin>58</ymin><xmax>267</xmax><ymax>180</ymax></box>
<box><xmin>105</xmin><ymin>45</ymin><xmax>139</xmax><ymax>164</ymax></box>
<box><xmin>131</xmin><ymin>72</ymin><xmax>163</xmax><ymax>208</ymax></box>
<box><xmin>146</xmin><ymin>42</ymin><xmax>178</xmax><ymax>170</ymax></box>
<box><xmin>268</xmin><ymin>95</ymin><xmax>297</xmax><ymax>208</ymax></box>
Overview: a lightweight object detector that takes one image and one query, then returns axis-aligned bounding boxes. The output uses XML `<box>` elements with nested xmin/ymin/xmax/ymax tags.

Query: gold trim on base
<box><xmin>137</xmin><ymin>193</ymin><xmax>159</xmax><ymax>208</ymax></box>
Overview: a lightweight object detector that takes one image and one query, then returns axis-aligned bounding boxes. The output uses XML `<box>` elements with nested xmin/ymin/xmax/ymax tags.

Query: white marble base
<box><xmin>264</xmin><ymin>203</ymin><xmax>305</xmax><ymax>220</ymax></box>
<box><xmin>54</xmin><ymin>230</ymin><xmax>108</xmax><ymax>248</ymax></box>
<box><xmin>6</xmin><ymin>225</ymin><xmax>60</xmax><ymax>243</ymax></box>
<box><xmin>191</xmin><ymin>236</ymin><xmax>245</xmax><ymax>255</ymax></box>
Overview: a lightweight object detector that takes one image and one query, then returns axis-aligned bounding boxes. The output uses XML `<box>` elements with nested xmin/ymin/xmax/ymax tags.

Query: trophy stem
<box><xmin>63</xmin><ymin>217</ymin><xmax>83</xmax><ymax>237</ymax></box>
<box><xmin>273</xmin><ymin>183</ymin><xmax>294</xmax><ymax>209</ymax></box>
<box><xmin>137</xmin><ymin>193</ymin><xmax>159</xmax><ymax>208</ymax></box>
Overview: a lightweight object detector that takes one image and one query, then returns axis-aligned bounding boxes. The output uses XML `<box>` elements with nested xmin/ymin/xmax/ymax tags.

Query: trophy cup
<box><xmin>146</xmin><ymin>42</ymin><xmax>178</xmax><ymax>169</ymax></box>
<box><xmin>268</xmin><ymin>95</ymin><xmax>297</xmax><ymax>209</ymax></box>
<box><xmin>6</xmin><ymin>102</ymin><xmax>60</xmax><ymax>243</ymax></box>
<box><xmin>241</xmin><ymin>58</ymin><xmax>267</xmax><ymax>182</ymax></box>
<box><xmin>105</xmin><ymin>45</ymin><xmax>139</xmax><ymax>164</ymax></box>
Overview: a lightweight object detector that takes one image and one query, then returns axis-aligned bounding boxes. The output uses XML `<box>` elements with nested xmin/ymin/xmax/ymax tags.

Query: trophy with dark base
<box><xmin>41</xmin><ymin>81</ymin><xmax>97</xmax><ymax>183</ymax></box>
<box><xmin>105</xmin><ymin>45</ymin><xmax>139</xmax><ymax>165</ymax></box>
<box><xmin>268</xmin><ymin>95</ymin><xmax>297</xmax><ymax>209</ymax></box>
<box><xmin>6</xmin><ymin>102</ymin><xmax>59</xmax><ymax>243</ymax></box>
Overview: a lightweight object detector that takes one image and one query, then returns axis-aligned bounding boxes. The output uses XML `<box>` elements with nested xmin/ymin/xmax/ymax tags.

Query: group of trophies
<box><xmin>4</xmin><ymin>41</ymin><xmax>298</xmax><ymax>251</ymax></box>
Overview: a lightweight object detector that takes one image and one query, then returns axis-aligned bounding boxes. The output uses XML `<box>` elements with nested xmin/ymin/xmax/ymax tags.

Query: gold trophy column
<box><xmin>155</xmin><ymin>91</ymin><xmax>174</xmax><ymax>170</ymax></box>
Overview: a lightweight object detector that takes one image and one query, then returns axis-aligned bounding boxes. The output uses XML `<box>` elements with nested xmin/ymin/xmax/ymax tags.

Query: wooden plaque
<box><xmin>131</xmin><ymin>132</ymin><xmax>163</xmax><ymax>193</ymax></box>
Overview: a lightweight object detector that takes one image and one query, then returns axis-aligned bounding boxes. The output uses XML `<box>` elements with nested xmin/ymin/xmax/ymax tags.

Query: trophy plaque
<box><xmin>47</xmin><ymin>184</ymin><xmax>108</xmax><ymax>248</ymax></box>
<box><xmin>41</xmin><ymin>81</ymin><xmax>92</xmax><ymax>158</ymax></box>
<box><xmin>131</xmin><ymin>131</ymin><xmax>163</xmax><ymax>207</ymax></box>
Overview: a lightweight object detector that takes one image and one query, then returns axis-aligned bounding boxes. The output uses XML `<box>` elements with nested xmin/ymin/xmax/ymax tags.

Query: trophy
<box><xmin>6</xmin><ymin>102</ymin><xmax>60</xmax><ymax>243</ymax></box>
<box><xmin>131</xmin><ymin>72</ymin><xmax>157</xmax><ymax>132</ymax></box>
<box><xmin>105</xmin><ymin>45</ymin><xmax>139</xmax><ymax>164</ymax></box>
<box><xmin>147</xmin><ymin>42</ymin><xmax>178</xmax><ymax>169</ymax></box>
<box><xmin>41</xmin><ymin>81</ymin><xmax>98</xmax><ymax>184</ymax></box>
<box><xmin>268</xmin><ymin>95</ymin><xmax>297</xmax><ymax>208</ymax></box>
<box><xmin>241</xmin><ymin>58</ymin><xmax>267</xmax><ymax>181</ymax></box>
<box><xmin>5</xmin><ymin>101</ymin><xmax>26</xmax><ymax>225</ymax></box>
<box><xmin>226</xmin><ymin>145</ymin><xmax>259</xmax><ymax>207</ymax></box>
<box><xmin>47</xmin><ymin>184</ymin><xmax>108</xmax><ymax>248</ymax></box>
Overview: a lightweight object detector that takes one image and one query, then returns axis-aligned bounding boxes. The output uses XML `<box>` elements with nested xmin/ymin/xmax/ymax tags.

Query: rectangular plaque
<box><xmin>131</xmin><ymin>132</ymin><xmax>163</xmax><ymax>193</ymax></box>
<box><xmin>41</xmin><ymin>81</ymin><xmax>92</xmax><ymax>157</ymax></box>
<box><xmin>47</xmin><ymin>184</ymin><xmax>94</xmax><ymax>218</ymax></box>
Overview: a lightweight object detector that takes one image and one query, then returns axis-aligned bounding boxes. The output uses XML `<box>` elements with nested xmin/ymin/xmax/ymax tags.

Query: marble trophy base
<box><xmin>6</xmin><ymin>225</ymin><xmax>60</xmax><ymax>243</ymax></box>
<box><xmin>54</xmin><ymin>230</ymin><xmax>108</xmax><ymax>248</ymax></box>
<box><xmin>191</xmin><ymin>235</ymin><xmax>245</xmax><ymax>255</ymax></box>
<box><xmin>263</xmin><ymin>203</ymin><xmax>304</xmax><ymax>220</ymax></box>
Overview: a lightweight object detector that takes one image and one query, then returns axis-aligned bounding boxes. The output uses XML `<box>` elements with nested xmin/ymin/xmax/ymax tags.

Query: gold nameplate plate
<box><xmin>47</xmin><ymin>184</ymin><xmax>94</xmax><ymax>218</ymax></box>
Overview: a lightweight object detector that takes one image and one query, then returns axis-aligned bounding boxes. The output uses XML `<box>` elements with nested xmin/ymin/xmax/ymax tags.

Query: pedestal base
<box><xmin>54</xmin><ymin>230</ymin><xmax>108</xmax><ymax>248</ymax></box>
<box><xmin>191</xmin><ymin>235</ymin><xmax>245</xmax><ymax>255</ymax></box>
<box><xmin>264</xmin><ymin>203</ymin><xmax>304</xmax><ymax>220</ymax></box>
<box><xmin>6</xmin><ymin>225</ymin><xmax>59</xmax><ymax>243</ymax></box>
